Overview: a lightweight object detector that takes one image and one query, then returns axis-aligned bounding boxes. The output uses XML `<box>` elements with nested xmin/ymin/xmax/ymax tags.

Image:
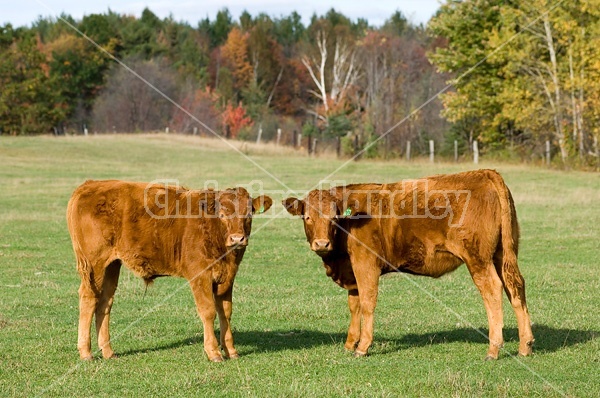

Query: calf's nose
<box><xmin>227</xmin><ymin>234</ymin><xmax>247</xmax><ymax>247</ymax></box>
<box><xmin>311</xmin><ymin>239</ymin><xmax>331</xmax><ymax>252</ymax></box>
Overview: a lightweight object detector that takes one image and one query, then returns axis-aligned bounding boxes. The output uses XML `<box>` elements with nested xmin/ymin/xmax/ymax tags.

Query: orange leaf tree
<box><xmin>221</xmin><ymin>102</ymin><xmax>253</xmax><ymax>138</ymax></box>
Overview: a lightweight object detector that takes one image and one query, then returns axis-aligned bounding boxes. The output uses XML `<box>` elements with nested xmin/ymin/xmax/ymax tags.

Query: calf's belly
<box><xmin>394</xmin><ymin>251</ymin><xmax>463</xmax><ymax>278</ymax></box>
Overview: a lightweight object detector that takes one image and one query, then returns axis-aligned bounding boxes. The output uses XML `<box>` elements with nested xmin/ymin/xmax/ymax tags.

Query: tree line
<box><xmin>1</xmin><ymin>3</ymin><xmax>599</xmax><ymax>166</ymax></box>
<box><xmin>429</xmin><ymin>0</ymin><xmax>600</xmax><ymax>166</ymax></box>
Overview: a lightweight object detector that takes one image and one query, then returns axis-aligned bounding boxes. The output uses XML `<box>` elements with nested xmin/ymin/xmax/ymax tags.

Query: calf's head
<box><xmin>284</xmin><ymin>190</ymin><xmax>344</xmax><ymax>256</ymax></box>
<box><xmin>216</xmin><ymin>188</ymin><xmax>272</xmax><ymax>250</ymax></box>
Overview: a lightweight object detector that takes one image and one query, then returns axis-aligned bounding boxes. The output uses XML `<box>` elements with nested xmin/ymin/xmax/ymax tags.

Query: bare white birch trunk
<box><xmin>543</xmin><ymin>15</ymin><xmax>568</xmax><ymax>162</ymax></box>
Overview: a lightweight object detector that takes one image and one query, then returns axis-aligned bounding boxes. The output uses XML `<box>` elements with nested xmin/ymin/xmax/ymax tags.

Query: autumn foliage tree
<box><xmin>0</xmin><ymin>26</ymin><xmax>62</xmax><ymax>135</ymax></box>
<box><xmin>430</xmin><ymin>0</ymin><xmax>600</xmax><ymax>164</ymax></box>
<box><xmin>220</xmin><ymin>27</ymin><xmax>253</xmax><ymax>101</ymax></box>
<box><xmin>221</xmin><ymin>102</ymin><xmax>253</xmax><ymax>138</ymax></box>
<box><xmin>44</xmin><ymin>33</ymin><xmax>112</xmax><ymax>129</ymax></box>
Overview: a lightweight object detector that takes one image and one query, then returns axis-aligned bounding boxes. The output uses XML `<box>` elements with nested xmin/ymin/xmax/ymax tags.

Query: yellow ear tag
<box><xmin>344</xmin><ymin>207</ymin><xmax>352</xmax><ymax>216</ymax></box>
<box><xmin>258</xmin><ymin>205</ymin><xmax>265</xmax><ymax>214</ymax></box>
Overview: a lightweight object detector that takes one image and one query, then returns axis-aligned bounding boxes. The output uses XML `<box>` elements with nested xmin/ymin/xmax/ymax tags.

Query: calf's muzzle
<box><xmin>227</xmin><ymin>234</ymin><xmax>247</xmax><ymax>248</ymax></box>
<box><xmin>311</xmin><ymin>239</ymin><xmax>332</xmax><ymax>253</ymax></box>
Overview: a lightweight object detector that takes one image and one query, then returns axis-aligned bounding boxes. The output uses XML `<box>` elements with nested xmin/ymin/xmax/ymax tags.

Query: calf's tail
<box><xmin>66</xmin><ymin>195</ymin><xmax>95</xmax><ymax>293</ymax></box>
<box><xmin>486</xmin><ymin>170</ymin><xmax>522</xmax><ymax>285</ymax></box>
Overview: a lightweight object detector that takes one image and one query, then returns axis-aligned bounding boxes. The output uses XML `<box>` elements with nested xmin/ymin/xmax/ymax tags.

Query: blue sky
<box><xmin>2</xmin><ymin>0</ymin><xmax>442</xmax><ymax>28</ymax></box>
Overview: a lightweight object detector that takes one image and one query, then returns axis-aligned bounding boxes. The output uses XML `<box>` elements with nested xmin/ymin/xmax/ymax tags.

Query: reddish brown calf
<box><xmin>284</xmin><ymin>169</ymin><xmax>534</xmax><ymax>359</ymax></box>
<box><xmin>67</xmin><ymin>180</ymin><xmax>272</xmax><ymax>362</ymax></box>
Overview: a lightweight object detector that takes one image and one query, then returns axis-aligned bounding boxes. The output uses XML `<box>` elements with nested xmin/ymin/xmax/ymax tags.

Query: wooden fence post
<box><xmin>256</xmin><ymin>124</ymin><xmax>262</xmax><ymax>145</ymax></box>
<box><xmin>384</xmin><ymin>135</ymin><xmax>390</xmax><ymax>159</ymax></box>
<box><xmin>312</xmin><ymin>138</ymin><xmax>318</xmax><ymax>156</ymax></box>
<box><xmin>276</xmin><ymin>128</ymin><xmax>282</xmax><ymax>145</ymax></box>
<box><xmin>546</xmin><ymin>140</ymin><xmax>551</xmax><ymax>165</ymax></box>
<box><xmin>473</xmin><ymin>140</ymin><xmax>479</xmax><ymax>164</ymax></box>
<box><xmin>406</xmin><ymin>141</ymin><xmax>411</xmax><ymax>161</ymax></box>
<box><xmin>193</xmin><ymin>127</ymin><xmax>198</xmax><ymax>136</ymax></box>
<box><xmin>429</xmin><ymin>140</ymin><xmax>435</xmax><ymax>163</ymax></box>
<box><xmin>454</xmin><ymin>140</ymin><xmax>458</xmax><ymax>162</ymax></box>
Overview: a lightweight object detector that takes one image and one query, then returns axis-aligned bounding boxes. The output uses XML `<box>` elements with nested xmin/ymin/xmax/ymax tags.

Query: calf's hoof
<box><xmin>80</xmin><ymin>355</ymin><xmax>93</xmax><ymax>361</ymax></box>
<box><xmin>485</xmin><ymin>343</ymin><xmax>502</xmax><ymax>361</ymax></box>
<box><xmin>518</xmin><ymin>340</ymin><xmax>535</xmax><ymax>357</ymax></box>
<box><xmin>225</xmin><ymin>353</ymin><xmax>240</xmax><ymax>360</ymax></box>
<box><xmin>209</xmin><ymin>355</ymin><xmax>224</xmax><ymax>363</ymax></box>
<box><xmin>354</xmin><ymin>350</ymin><xmax>368</xmax><ymax>358</ymax></box>
<box><xmin>344</xmin><ymin>342</ymin><xmax>358</xmax><ymax>352</ymax></box>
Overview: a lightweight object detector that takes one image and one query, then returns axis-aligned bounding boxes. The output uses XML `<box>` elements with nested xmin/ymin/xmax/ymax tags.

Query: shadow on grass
<box><xmin>377</xmin><ymin>324</ymin><xmax>598</xmax><ymax>355</ymax></box>
<box><xmin>118</xmin><ymin>324</ymin><xmax>597</xmax><ymax>357</ymax></box>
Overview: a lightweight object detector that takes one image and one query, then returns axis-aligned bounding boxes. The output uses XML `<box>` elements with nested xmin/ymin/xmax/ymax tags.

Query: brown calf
<box><xmin>284</xmin><ymin>169</ymin><xmax>534</xmax><ymax>359</ymax></box>
<box><xmin>67</xmin><ymin>180</ymin><xmax>272</xmax><ymax>362</ymax></box>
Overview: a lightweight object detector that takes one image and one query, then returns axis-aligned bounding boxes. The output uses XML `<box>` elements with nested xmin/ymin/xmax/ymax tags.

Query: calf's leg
<box><xmin>466</xmin><ymin>261</ymin><xmax>505</xmax><ymax>360</ymax></box>
<box><xmin>95</xmin><ymin>260</ymin><xmax>121</xmax><ymax>359</ymax></box>
<box><xmin>352</xmin><ymin>257</ymin><xmax>381</xmax><ymax>357</ymax></box>
<box><xmin>344</xmin><ymin>289</ymin><xmax>361</xmax><ymax>351</ymax></box>
<box><xmin>494</xmin><ymin>257</ymin><xmax>534</xmax><ymax>356</ymax></box>
<box><xmin>215</xmin><ymin>286</ymin><xmax>238</xmax><ymax>359</ymax></box>
<box><xmin>189</xmin><ymin>278</ymin><xmax>222</xmax><ymax>362</ymax></box>
<box><xmin>78</xmin><ymin>281</ymin><xmax>98</xmax><ymax>360</ymax></box>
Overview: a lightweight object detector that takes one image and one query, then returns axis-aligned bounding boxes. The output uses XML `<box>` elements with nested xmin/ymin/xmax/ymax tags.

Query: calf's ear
<box><xmin>282</xmin><ymin>197</ymin><xmax>304</xmax><ymax>216</ymax></box>
<box><xmin>339</xmin><ymin>194</ymin><xmax>369</xmax><ymax>218</ymax></box>
<box><xmin>252</xmin><ymin>195</ymin><xmax>273</xmax><ymax>214</ymax></box>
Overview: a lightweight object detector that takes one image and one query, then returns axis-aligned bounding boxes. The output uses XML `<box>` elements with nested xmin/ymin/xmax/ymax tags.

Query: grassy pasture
<box><xmin>0</xmin><ymin>134</ymin><xmax>598</xmax><ymax>397</ymax></box>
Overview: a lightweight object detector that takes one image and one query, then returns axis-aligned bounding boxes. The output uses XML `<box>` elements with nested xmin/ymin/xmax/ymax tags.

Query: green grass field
<box><xmin>1</xmin><ymin>134</ymin><xmax>598</xmax><ymax>397</ymax></box>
